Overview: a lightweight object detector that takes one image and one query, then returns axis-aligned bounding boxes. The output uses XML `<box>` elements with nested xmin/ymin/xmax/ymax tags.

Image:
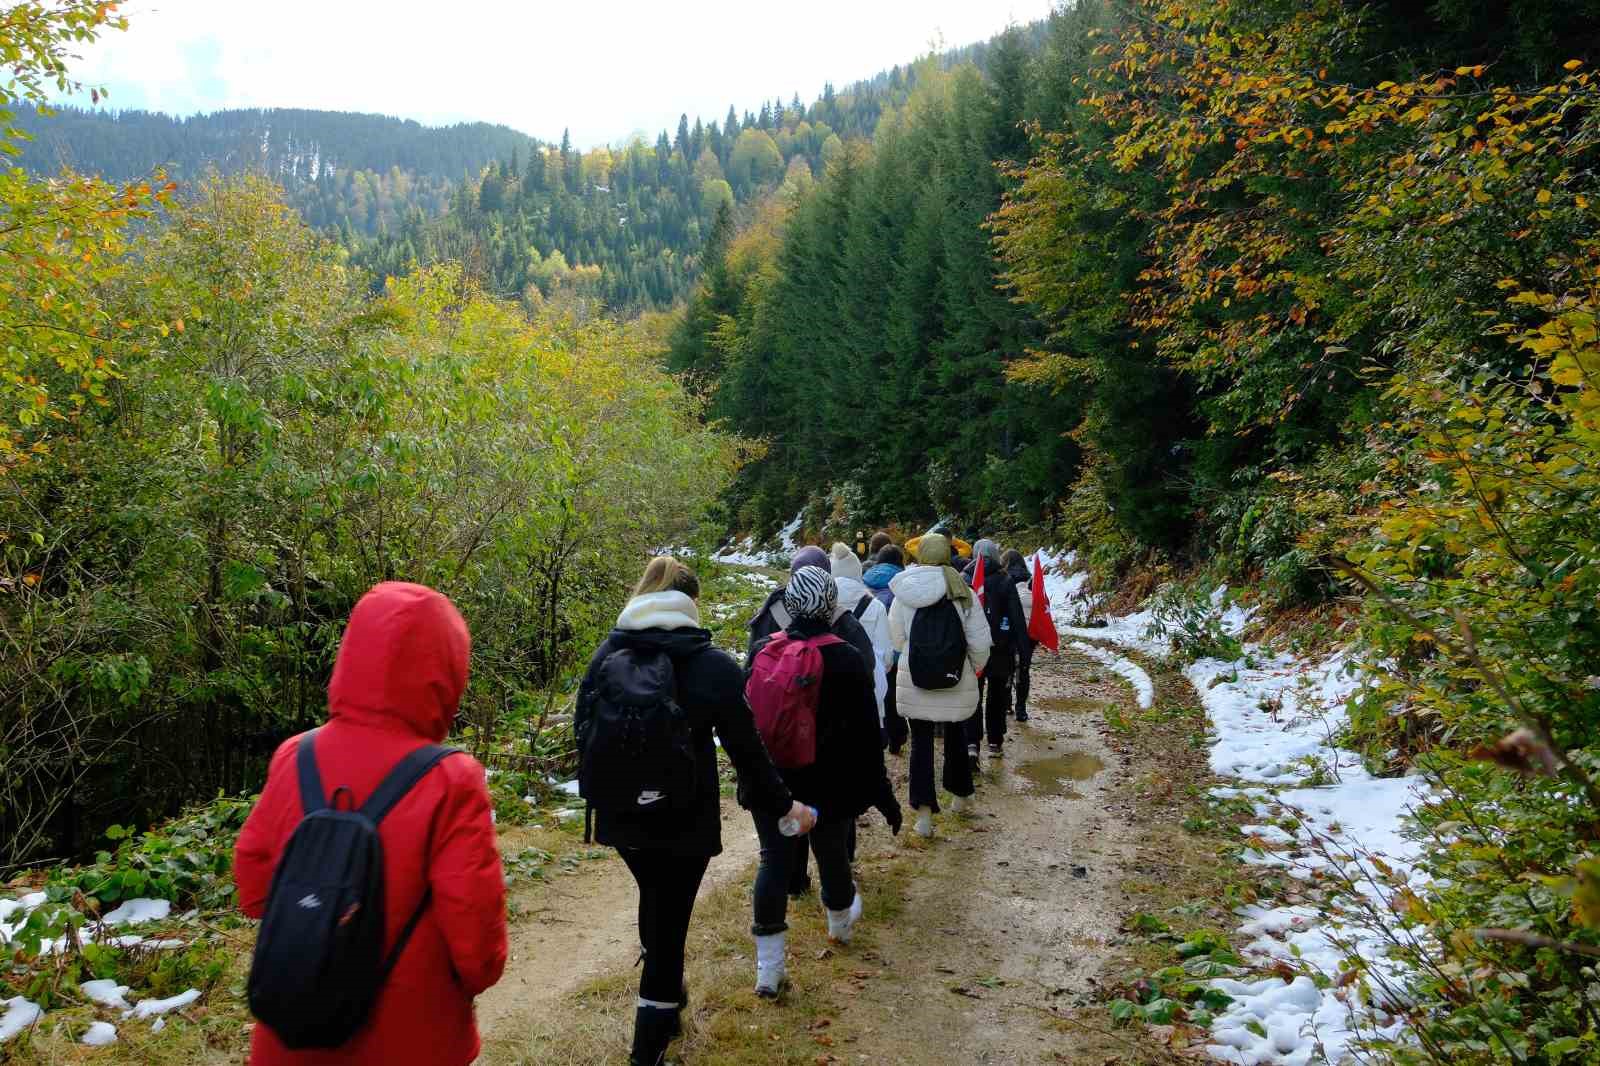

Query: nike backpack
<box><xmin>247</xmin><ymin>729</ymin><xmax>458</xmax><ymax>1049</ymax></box>
<box><xmin>745</xmin><ymin>632</ymin><xmax>843</xmax><ymax>768</ymax></box>
<box><xmin>907</xmin><ymin>598</ymin><xmax>968</xmax><ymax>690</ymax></box>
<box><xmin>575</xmin><ymin>647</ymin><xmax>697</xmax><ymax>838</ymax></box>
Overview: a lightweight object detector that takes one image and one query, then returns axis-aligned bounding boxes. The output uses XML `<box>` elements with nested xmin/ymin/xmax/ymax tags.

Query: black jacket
<box><xmin>747</xmin><ymin>587</ymin><xmax>876</xmax><ymax>679</ymax></box>
<box><xmin>1005</xmin><ymin>558</ymin><xmax>1037</xmax><ymax>652</ymax></box>
<box><xmin>739</xmin><ymin>617</ymin><xmax>900</xmax><ymax>829</ymax></box>
<box><xmin>578</xmin><ymin>625</ymin><xmax>792</xmax><ymax>857</ymax></box>
<box><xmin>972</xmin><ymin>567</ymin><xmax>1028</xmax><ymax>675</ymax></box>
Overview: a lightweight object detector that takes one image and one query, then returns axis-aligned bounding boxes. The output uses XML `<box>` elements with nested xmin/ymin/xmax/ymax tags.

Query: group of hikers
<box><xmin>232</xmin><ymin>525</ymin><xmax>1053</xmax><ymax>1065</ymax></box>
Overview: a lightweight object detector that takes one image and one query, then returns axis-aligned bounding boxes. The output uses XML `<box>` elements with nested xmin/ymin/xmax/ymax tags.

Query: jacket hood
<box><xmin>973</xmin><ymin>538</ymin><xmax>1002</xmax><ymax>565</ymax></box>
<box><xmin>616</xmin><ymin>591</ymin><xmax>701</xmax><ymax>632</ymax></box>
<box><xmin>1006</xmin><ymin>558</ymin><xmax>1031</xmax><ymax>584</ymax></box>
<box><xmin>328</xmin><ymin>582</ymin><xmax>471</xmax><ymax>743</ymax></box>
<box><xmin>863</xmin><ymin>562</ymin><xmax>902</xmax><ymax>590</ymax></box>
<box><xmin>834</xmin><ymin>574</ymin><xmax>870</xmax><ymax>607</ymax></box>
<box><xmin>889</xmin><ymin>565</ymin><xmax>954</xmax><ymax>609</ymax></box>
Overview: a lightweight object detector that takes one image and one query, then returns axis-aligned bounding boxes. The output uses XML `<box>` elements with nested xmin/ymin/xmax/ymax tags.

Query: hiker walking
<box><xmin>965</xmin><ymin>539</ymin><xmax>1029</xmax><ymax>764</ymax></box>
<box><xmin>577</xmin><ymin>557</ymin><xmax>813</xmax><ymax>1066</ymax></box>
<box><xmin>748</xmin><ymin>546</ymin><xmax>879</xmax><ymax>697</ymax></box>
<box><xmin>235</xmin><ymin>582</ymin><xmax>508</xmax><ymax>1066</ymax></box>
<box><xmin>1002</xmin><ymin>549</ymin><xmax>1037</xmax><ymax>722</ymax></box>
<box><xmin>830</xmin><ymin>542</ymin><xmax>893</xmax><ymax>727</ymax></box>
<box><xmin>744</xmin><ymin>566</ymin><xmax>901</xmax><ymax>996</ymax></box>
<box><xmin>887</xmin><ymin>534</ymin><xmax>993</xmax><ymax>837</ymax></box>
<box><xmin>750</xmin><ymin>545</ymin><xmax>884</xmax><ymax>896</ymax></box>
<box><xmin>863</xmin><ymin>545</ymin><xmax>908</xmax><ymax>754</ymax></box>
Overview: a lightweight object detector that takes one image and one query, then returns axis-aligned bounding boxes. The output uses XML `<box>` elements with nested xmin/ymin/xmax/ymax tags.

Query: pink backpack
<box><xmin>745</xmin><ymin>632</ymin><xmax>844</xmax><ymax>768</ymax></box>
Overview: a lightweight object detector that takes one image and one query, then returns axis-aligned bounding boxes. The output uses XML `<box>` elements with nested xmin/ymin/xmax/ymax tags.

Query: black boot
<box><xmin>630</xmin><ymin>1002</ymin><xmax>681</xmax><ymax>1066</ymax></box>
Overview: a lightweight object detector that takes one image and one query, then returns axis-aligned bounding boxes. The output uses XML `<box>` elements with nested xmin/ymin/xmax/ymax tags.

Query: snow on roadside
<box><xmin>1070</xmin><ymin>641</ymin><xmax>1155</xmax><ymax>709</ymax></box>
<box><xmin>714</xmin><ymin>511</ymin><xmax>804</xmax><ymax>567</ymax></box>
<box><xmin>80</xmin><ymin>980</ymin><xmax>131</xmax><ymax>1011</ymax></box>
<box><xmin>0</xmin><ymin>997</ymin><xmax>42</xmax><ymax>1042</ymax></box>
<box><xmin>1055</xmin><ymin>564</ymin><xmax>1425</xmax><ymax>1065</ymax></box>
<box><xmin>81</xmin><ymin>1021</ymin><xmax>118</xmax><ymax>1045</ymax></box>
<box><xmin>1185</xmin><ymin>650</ymin><xmax>1424</xmax><ymax>1063</ymax></box>
<box><xmin>125</xmin><ymin>988</ymin><xmax>200</xmax><ymax>1020</ymax></box>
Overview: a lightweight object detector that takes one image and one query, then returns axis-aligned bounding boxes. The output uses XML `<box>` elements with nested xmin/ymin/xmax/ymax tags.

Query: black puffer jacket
<box><xmin>578</xmin><ymin>593</ymin><xmax>792</xmax><ymax>857</ymax></box>
<box><xmin>738</xmin><ymin>617</ymin><xmax>900</xmax><ymax>830</ymax></box>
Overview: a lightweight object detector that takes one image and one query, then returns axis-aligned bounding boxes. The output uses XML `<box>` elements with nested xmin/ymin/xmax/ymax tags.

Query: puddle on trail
<box><xmin>1015</xmin><ymin>753</ymin><xmax>1106</xmax><ymax>798</ymax></box>
<box><xmin>1032</xmin><ymin>696</ymin><xmax>1107</xmax><ymax>716</ymax></box>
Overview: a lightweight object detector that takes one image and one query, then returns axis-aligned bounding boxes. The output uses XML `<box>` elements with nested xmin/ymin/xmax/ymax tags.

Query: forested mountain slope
<box><xmin>350</xmin><ymin>20</ymin><xmax>1051</xmax><ymax>309</ymax></box>
<box><xmin>11</xmin><ymin>106</ymin><xmax>540</xmax><ymax>235</ymax></box>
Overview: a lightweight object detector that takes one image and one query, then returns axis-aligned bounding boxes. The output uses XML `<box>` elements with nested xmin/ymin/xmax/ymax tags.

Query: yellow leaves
<box><xmin>1565</xmin><ymin>60</ymin><xmax>1585</xmax><ymax>72</ymax></box>
<box><xmin>1454</xmin><ymin>65</ymin><xmax>1486</xmax><ymax>78</ymax></box>
<box><xmin>1537</xmin><ymin>188</ymin><xmax>1553</xmax><ymax>205</ymax></box>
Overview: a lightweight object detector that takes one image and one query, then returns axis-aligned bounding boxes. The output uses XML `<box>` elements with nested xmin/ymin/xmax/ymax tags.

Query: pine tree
<box><xmin>675</xmin><ymin>114</ymin><xmax>691</xmax><ymax>157</ymax></box>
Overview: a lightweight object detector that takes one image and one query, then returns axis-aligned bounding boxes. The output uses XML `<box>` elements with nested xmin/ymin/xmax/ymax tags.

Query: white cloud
<box><xmin>65</xmin><ymin>0</ymin><xmax>1057</xmax><ymax>146</ymax></box>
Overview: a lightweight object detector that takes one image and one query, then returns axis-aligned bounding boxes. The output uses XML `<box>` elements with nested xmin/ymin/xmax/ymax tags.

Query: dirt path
<box><xmin>475</xmin><ymin>800</ymin><xmax>762</xmax><ymax>1058</ymax></box>
<box><xmin>472</xmin><ymin>646</ymin><xmax>1169</xmax><ymax>1065</ymax></box>
<box><xmin>799</xmin><ymin>647</ymin><xmax>1143</xmax><ymax>1065</ymax></box>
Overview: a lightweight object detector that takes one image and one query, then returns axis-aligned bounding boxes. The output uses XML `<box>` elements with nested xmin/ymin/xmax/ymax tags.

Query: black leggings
<box><xmin>753</xmin><ymin>813</ymin><xmax>855</xmax><ymax>935</ymax></box>
<box><xmin>884</xmin><ymin>662</ymin><xmax>908</xmax><ymax>752</ymax></box>
<box><xmin>620</xmin><ymin>849</ymin><xmax>711</xmax><ymax>1003</ymax></box>
<box><xmin>908</xmin><ymin>718</ymin><xmax>973</xmax><ymax>812</ymax></box>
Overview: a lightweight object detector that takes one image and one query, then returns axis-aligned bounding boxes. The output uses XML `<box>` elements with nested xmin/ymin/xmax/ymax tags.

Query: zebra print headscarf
<box><xmin>783</xmin><ymin>565</ymin><xmax>837</xmax><ymax>622</ymax></box>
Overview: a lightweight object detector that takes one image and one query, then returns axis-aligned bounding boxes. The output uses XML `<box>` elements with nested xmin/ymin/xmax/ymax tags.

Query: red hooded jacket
<box><xmin>235</xmin><ymin>582</ymin><xmax>508</xmax><ymax>1066</ymax></box>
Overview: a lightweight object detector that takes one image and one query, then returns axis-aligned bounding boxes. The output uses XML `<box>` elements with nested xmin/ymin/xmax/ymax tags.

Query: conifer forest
<box><xmin>3</xmin><ymin>1</ymin><xmax>1600</xmax><ymax>1063</ymax></box>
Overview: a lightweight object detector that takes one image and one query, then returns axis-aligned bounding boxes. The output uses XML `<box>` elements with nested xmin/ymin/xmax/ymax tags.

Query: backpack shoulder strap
<box><xmin>853</xmin><ymin>595</ymin><xmax>873</xmax><ymax>621</ymax></box>
<box><xmin>361</xmin><ymin>744</ymin><xmax>462</xmax><ymax>825</ymax></box>
<box><xmin>297</xmin><ymin>729</ymin><xmax>326</xmax><ymax>816</ymax></box>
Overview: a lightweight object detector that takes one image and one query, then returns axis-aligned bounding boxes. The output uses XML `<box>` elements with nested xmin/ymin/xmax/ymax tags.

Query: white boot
<box><xmin>826</xmin><ymin>888</ymin><xmax>864</xmax><ymax>945</ymax></box>
<box><xmin>913</xmin><ymin>807</ymin><xmax>934</xmax><ymax>838</ymax></box>
<box><xmin>950</xmin><ymin>794</ymin><xmax>971</xmax><ymax>815</ymax></box>
<box><xmin>754</xmin><ymin>931</ymin><xmax>787</xmax><ymax>998</ymax></box>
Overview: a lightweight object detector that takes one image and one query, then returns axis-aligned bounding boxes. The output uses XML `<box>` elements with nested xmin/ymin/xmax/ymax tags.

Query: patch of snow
<box><xmin>101</xmin><ymin>898</ymin><xmax>171</xmax><ymax>926</ymax></box>
<box><xmin>1069</xmin><ymin>641</ymin><xmax>1155</xmax><ymax>708</ymax></box>
<box><xmin>82</xmin><ymin>1021</ymin><xmax>118</xmax><ymax>1046</ymax></box>
<box><xmin>80</xmin><ymin>980</ymin><xmax>131</xmax><ymax>1010</ymax></box>
<box><xmin>0</xmin><ymin>997</ymin><xmax>42</xmax><ymax>1042</ymax></box>
<box><xmin>558</xmin><ymin>779</ymin><xmax>580</xmax><ymax>796</ymax></box>
<box><xmin>714</xmin><ymin>511</ymin><xmax>804</xmax><ymax>567</ymax></box>
<box><xmin>1084</xmin><ymin>589</ymin><xmax>1424</xmax><ymax>1063</ymax></box>
<box><xmin>125</xmin><ymin>989</ymin><xmax>199</xmax><ymax>1020</ymax></box>
<box><xmin>1187</xmin><ymin>648</ymin><xmax>1426</xmax><ymax>1061</ymax></box>
<box><xmin>151</xmin><ymin>1017</ymin><xmax>166</xmax><ymax>1033</ymax></box>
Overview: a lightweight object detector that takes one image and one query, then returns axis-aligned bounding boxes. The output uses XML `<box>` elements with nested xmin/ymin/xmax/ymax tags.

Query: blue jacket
<box><xmin>862</xmin><ymin>563</ymin><xmax>902</xmax><ymax>610</ymax></box>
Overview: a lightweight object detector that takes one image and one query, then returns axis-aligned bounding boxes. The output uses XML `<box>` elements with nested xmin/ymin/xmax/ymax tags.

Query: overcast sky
<box><xmin>64</xmin><ymin>1</ymin><xmax>1058</xmax><ymax>148</ymax></box>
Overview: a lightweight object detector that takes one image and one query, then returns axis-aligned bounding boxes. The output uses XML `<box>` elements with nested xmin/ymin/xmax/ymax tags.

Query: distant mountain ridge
<box><xmin>14</xmin><ymin>106</ymin><xmax>541</xmax><ymax>235</ymax></box>
<box><xmin>16</xmin><ymin>19</ymin><xmax>1049</xmax><ymax>306</ymax></box>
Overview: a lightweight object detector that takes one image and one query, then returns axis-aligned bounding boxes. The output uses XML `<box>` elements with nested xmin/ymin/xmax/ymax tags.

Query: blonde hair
<box><xmin>633</xmin><ymin>556</ymin><xmax>701</xmax><ymax>600</ymax></box>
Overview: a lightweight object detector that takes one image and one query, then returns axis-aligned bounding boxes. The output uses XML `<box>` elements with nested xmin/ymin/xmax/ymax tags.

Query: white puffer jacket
<box><xmin>887</xmin><ymin>565</ymin><xmax>993</xmax><ymax>723</ymax></box>
<box><xmin>835</xmin><ymin>574</ymin><xmax>892</xmax><ymax>719</ymax></box>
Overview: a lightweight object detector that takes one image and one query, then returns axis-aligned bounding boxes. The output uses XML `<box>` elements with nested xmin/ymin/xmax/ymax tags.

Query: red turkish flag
<box><xmin>1028</xmin><ymin>553</ymin><xmax>1060</xmax><ymax>653</ymax></box>
<box><xmin>971</xmin><ymin>552</ymin><xmax>987</xmax><ymax>607</ymax></box>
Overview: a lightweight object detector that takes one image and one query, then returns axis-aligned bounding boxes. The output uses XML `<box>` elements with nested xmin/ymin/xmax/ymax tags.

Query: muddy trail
<box><xmin>476</xmin><ymin>646</ymin><xmax>1178</xmax><ymax>1066</ymax></box>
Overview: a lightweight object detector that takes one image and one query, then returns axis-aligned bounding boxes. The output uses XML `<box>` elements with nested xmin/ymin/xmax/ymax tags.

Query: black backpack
<box><xmin>576</xmin><ymin>647</ymin><xmax>697</xmax><ymax>842</ymax></box>
<box><xmin>907</xmin><ymin>598</ymin><xmax>968</xmax><ymax>690</ymax></box>
<box><xmin>247</xmin><ymin>729</ymin><xmax>458</xmax><ymax>1050</ymax></box>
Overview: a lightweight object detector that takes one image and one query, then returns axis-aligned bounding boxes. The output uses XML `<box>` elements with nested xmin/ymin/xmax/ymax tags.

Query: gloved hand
<box><xmin>880</xmin><ymin>800</ymin><xmax>903</xmax><ymax>836</ymax></box>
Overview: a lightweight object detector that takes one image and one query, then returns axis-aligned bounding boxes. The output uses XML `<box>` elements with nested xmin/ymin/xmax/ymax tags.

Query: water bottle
<box><xmin>779</xmin><ymin>806</ymin><xmax>818</xmax><ymax>837</ymax></box>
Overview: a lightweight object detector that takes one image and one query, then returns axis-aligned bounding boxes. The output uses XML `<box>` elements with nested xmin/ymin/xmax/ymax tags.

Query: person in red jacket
<box><xmin>235</xmin><ymin>582</ymin><xmax>508</xmax><ymax>1066</ymax></box>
